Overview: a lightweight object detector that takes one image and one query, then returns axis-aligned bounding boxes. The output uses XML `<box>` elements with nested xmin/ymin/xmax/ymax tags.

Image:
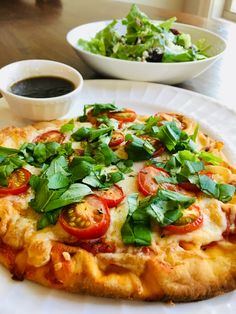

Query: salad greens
<box><xmin>78</xmin><ymin>4</ymin><xmax>209</xmax><ymax>63</ymax></box>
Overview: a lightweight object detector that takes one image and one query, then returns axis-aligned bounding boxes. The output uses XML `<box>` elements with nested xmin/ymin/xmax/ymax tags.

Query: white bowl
<box><xmin>67</xmin><ymin>21</ymin><xmax>226</xmax><ymax>84</ymax></box>
<box><xmin>0</xmin><ymin>59</ymin><xmax>83</xmax><ymax>121</ymax></box>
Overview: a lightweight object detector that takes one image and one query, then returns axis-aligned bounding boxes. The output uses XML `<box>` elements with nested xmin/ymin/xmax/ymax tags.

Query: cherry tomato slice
<box><xmin>109</xmin><ymin>131</ymin><xmax>125</xmax><ymax>147</ymax></box>
<box><xmin>138</xmin><ymin>165</ymin><xmax>169</xmax><ymax>196</ymax></box>
<box><xmin>34</xmin><ymin>130</ymin><xmax>65</xmax><ymax>143</ymax></box>
<box><xmin>95</xmin><ymin>184</ymin><xmax>125</xmax><ymax>208</ymax></box>
<box><xmin>59</xmin><ymin>195</ymin><xmax>110</xmax><ymax>240</ymax></box>
<box><xmin>163</xmin><ymin>205</ymin><xmax>203</xmax><ymax>234</ymax></box>
<box><xmin>87</xmin><ymin>110</ymin><xmax>99</xmax><ymax>125</ymax></box>
<box><xmin>108</xmin><ymin>109</ymin><xmax>136</xmax><ymax>123</ymax></box>
<box><xmin>0</xmin><ymin>168</ymin><xmax>31</xmax><ymax>195</ymax></box>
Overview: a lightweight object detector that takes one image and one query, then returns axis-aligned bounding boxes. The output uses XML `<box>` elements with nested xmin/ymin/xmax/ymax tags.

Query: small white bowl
<box><xmin>0</xmin><ymin>59</ymin><xmax>83</xmax><ymax>121</ymax></box>
<box><xmin>67</xmin><ymin>20</ymin><xmax>226</xmax><ymax>84</ymax></box>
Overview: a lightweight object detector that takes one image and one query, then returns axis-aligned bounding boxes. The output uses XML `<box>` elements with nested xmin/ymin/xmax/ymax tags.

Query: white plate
<box><xmin>0</xmin><ymin>79</ymin><xmax>235</xmax><ymax>314</ymax></box>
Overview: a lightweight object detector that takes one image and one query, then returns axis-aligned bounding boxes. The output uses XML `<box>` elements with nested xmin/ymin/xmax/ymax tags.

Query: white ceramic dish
<box><xmin>67</xmin><ymin>21</ymin><xmax>226</xmax><ymax>84</ymax></box>
<box><xmin>0</xmin><ymin>59</ymin><xmax>83</xmax><ymax>121</ymax></box>
<box><xmin>0</xmin><ymin>79</ymin><xmax>236</xmax><ymax>314</ymax></box>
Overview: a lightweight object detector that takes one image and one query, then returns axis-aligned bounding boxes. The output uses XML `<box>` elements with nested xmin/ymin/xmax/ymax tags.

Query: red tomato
<box><xmin>95</xmin><ymin>184</ymin><xmax>125</xmax><ymax>208</ymax></box>
<box><xmin>108</xmin><ymin>109</ymin><xmax>136</xmax><ymax>123</ymax></box>
<box><xmin>109</xmin><ymin>131</ymin><xmax>125</xmax><ymax>147</ymax></box>
<box><xmin>0</xmin><ymin>168</ymin><xmax>31</xmax><ymax>196</ymax></box>
<box><xmin>59</xmin><ymin>195</ymin><xmax>110</xmax><ymax>240</ymax></box>
<box><xmin>163</xmin><ymin>205</ymin><xmax>203</xmax><ymax>234</ymax></box>
<box><xmin>87</xmin><ymin>110</ymin><xmax>99</xmax><ymax>125</ymax></box>
<box><xmin>138</xmin><ymin>165</ymin><xmax>169</xmax><ymax>196</ymax></box>
<box><xmin>34</xmin><ymin>130</ymin><xmax>65</xmax><ymax>143</ymax></box>
<box><xmin>178</xmin><ymin>182</ymin><xmax>200</xmax><ymax>193</ymax></box>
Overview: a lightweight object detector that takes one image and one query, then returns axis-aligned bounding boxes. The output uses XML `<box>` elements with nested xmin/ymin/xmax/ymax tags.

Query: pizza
<box><xmin>0</xmin><ymin>103</ymin><xmax>236</xmax><ymax>302</ymax></box>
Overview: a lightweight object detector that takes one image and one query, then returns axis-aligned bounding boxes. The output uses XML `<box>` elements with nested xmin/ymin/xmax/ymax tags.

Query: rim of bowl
<box><xmin>66</xmin><ymin>20</ymin><xmax>227</xmax><ymax>66</ymax></box>
<box><xmin>0</xmin><ymin>59</ymin><xmax>84</xmax><ymax>102</ymax></box>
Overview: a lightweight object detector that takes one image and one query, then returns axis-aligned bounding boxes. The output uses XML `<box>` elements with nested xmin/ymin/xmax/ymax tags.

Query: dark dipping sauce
<box><xmin>10</xmin><ymin>76</ymin><xmax>75</xmax><ymax>98</ymax></box>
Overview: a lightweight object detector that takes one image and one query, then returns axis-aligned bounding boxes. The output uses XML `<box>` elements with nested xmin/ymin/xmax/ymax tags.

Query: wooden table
<box><xmin>0</xmin><ymin>0</ymin><xmax>235</xmax><ymax>108</ymax></box>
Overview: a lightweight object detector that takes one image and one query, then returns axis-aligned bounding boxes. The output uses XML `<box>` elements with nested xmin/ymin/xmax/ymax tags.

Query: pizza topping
<box><xmin>138</xmin><ymin>166</ymin><xmax>171</xmax><ymax>196</ymax></box>
<box><xmin>125</xmin><ymin>134</ymin><xmax>156</xmax><ymax>161</ymax></box>
<box><xmin>95</xmin><ymin>184</ymin><xmax>125</xmax><ymax>208</ymax></box>
<box><xmin>34</xmin><ymin>130</ymin><xmax>65</xmax><ymax>143</ymax></box>
<box><xmin>108</xmin><ymin>109</ymin><xmax>137</xmax><ymax>123</ymax></box>
<box><xmin>78</xmin><ymin>239</ymin><xmax>116</xmax><ymax>255</ymax></box>
<box><xmin>0</xmin><ymin>168</ymin><xmax>31</xmax><ymax>195</ymax></box>
<box><xmin>121</xmin><ymin>190</ymin><xmax>196</xmax><ymax>246</ymax></box>
<box><xmin>109</xmin><ymin>131</ymin><xmax>125</xmax><ymax>147</ymax></box>
<box><xmin>60</xmin><ymin>119</ymin><xmax>75</xmax><ymax>133</ymax></box>
<box><xmin>163</xmin><ymin>205</ymin><xmax>203</xmax><ymax>234</ymax></box>
<box><xmin>78</xmin><ymin>103</ymin><xmax>118</xmax><ymax>123</ymax></box>
<box><xmin>59</xmin><ymin>195</ymin><xmax>110</xmax><ymax>240</ymax></box>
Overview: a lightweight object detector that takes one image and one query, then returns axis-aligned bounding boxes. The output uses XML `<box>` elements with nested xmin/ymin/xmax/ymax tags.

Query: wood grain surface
<box><xmin>0</xmin><ymin>0</ymin><xmax>235</xmax><ymax>107</ymax></box>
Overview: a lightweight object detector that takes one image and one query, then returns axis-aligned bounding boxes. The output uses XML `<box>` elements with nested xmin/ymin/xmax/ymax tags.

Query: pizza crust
<box><xmin>0</xmin><ymin>113</ymin><xmax>236</xmax><ymax>302</ymax></box>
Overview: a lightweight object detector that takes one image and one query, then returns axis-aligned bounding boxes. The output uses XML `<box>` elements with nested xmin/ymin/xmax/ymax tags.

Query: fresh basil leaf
<box><xmin>108</xmin><ymin>171</ymin><xmax>124</xmax><ymax>184</ymax></box>
<box><xmin>60</xmin><ymin>119</ymin><xmax>75</xmax><ymax>133</ymax></box>
<box><xmin>179</xmin><ymin>160</ymin><xmax>204</xmax><ymax>177</ymax></box>
<box><xmin>0</xmin><ymin>156</ymin><xmax>25</xmax><ymax>186</ymax></box>
<box><xmin>72</xmin><ymin>126</ymin><xmax>113</xmax><ymax>143</ymax></box>
<box><xmin>71</xmin><ymin>127</ymin><xmax>90</xmax><ymax>141</ymax></box>
<box><xmin>121</xmin><ymin>193</ymin><xmax>151</xmax><ymax>246</ymax></box>
<box><xmin>125</xmin><ymin>134</ymin><xmax>155</xmax><ymax>161</ymax></box>
<box><xmin>37</xmin><ymin>209</ymin><xmax>61</xmax><ymax>230</ymax></box>
<box><xmin>198</xmin><ymin>151</ymin><xmax>223</xmax><ymax>165</ymax></box>
<box><xmin>47</xmin><ymin>173</ymin><xmax>70</xmax><ymax>189</ymax></box>
<box><xmin>197</xmin><ymin>175</ymin><xmax>235</xmax><ymax>203</ymax></box>
<box><xmin>30</xmin><ymin>177</ymin><xmax>65</xmax><ymax>213</ymax></box>
<box><xmin>94</xmin><ymin>142</ymin><xmax>118</xmax><ymax>166</ymax></box>
<box><xmin>69</xmin><ymin>158</ymin><xmax>94</xmax><ymax>182</ymax></box>
<box><xmin>43</xmin><ymin>156</ymin><xmax>70</xmax><ymax>178</ymax></box>
<box><xmin>157</xmin><ymin>189</ymin><xmax>195</xmax><ymax>205</ymax></box>
<box><xmin>44</xmin><ymin>183</ymin><xmax>92</xmax><ymax>211</ymax></box>
<box><xmin>90</xmin><ymin>103</ymin><xmax>118</xmax><ymax>116</ymax></box>
<box><xmin>0</xmin><ymin>164</ymin><xmax>15</xmax><ymax>186</ymax></box>
<box><xmin>116</xmin><ymin>159</ymin><xmax>133</xmax><ymax>174</ymax></box>
<box><xmin>155</xmin><ymin>175</ymin><xmax>178</xmax><ymax>184</ymax></box>
<box><xmin>82</xmin><ymin>174</ymin><xmax>101</xmax><ymax>188</ymax></box>
<box><xmin>89</xmin><ymin>126</ymin><xmax>113</xmax><ymax>142</ymax></box>
<box><xmin>0</xmin><ymin>146</ymin><xmax>19</xmax><ymax>156</ymax></box>
<box><xmin>198</xmin><ymin>175</ymin><xmax>218</xmax><ymax>198</ymax></box>
<box><xmin>217</xmin><ymin>184</ymin><xmax>235</xmax><ymax>203</ymax></box>
<box><xmin>191</xmin><ymin>124</ymin><xmax>199</xmax><ymax>142</ymax></box>
<box><xmin>127</xmin><ymin>193</ymin><xmax>139</xmax><ymax>216</ymax></box>
<box><xmin>156</xmin><ymin>121</ymin><xmax>181</xmax><ymax>151</ymax></box>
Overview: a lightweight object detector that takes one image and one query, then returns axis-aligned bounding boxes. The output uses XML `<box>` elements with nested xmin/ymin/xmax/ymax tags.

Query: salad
<box><xmin>78</xmin><ymin>4</ymin><xmax>209</xmax><ymax>63</ymax></box>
